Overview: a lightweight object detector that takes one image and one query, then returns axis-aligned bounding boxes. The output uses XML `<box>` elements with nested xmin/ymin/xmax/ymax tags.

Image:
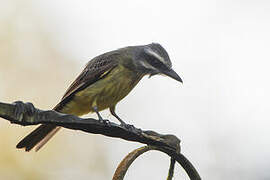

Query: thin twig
<box><xmin>113</xmin><ymin>146</ymin><xmax>177</xmax><ymax>180</ymax></box>
<box><xmin>167</xmin><ymin>158</ymin><xmax>176</xmax><ymax>180</ymax></box>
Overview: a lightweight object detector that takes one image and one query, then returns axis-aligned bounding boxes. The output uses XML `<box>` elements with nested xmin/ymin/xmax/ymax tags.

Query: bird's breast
<box><xmin>61</xmin><ymin>65</ymin><xmax>144</xmax><ymax>116</ymax></box>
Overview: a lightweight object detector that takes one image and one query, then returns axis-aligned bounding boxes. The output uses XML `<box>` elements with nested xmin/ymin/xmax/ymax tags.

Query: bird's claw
<box><xmin>120</xmin><ymin>123</ymin><xmax>141</xmax><ymax>134</ymax></box>
<box><xmin>124</xmin><ymin>124</ymin><xmax>135</xmax><ymax>129</ymax></box>
<box><xmin>99</xmin><ymin>119</ymin><xmax>112</xmax><ymax>127</ymax></box>
<box><xmin>13</xmin><ymin>101</ymin><xmax>36</xmax><ymax>121</ymax></box>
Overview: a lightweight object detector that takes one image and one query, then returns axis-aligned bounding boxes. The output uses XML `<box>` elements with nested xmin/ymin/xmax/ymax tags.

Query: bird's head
<box><xmin>134</xmin><ymin>43</ymin><xmax>183</xmax><ymax>83</ymax></box>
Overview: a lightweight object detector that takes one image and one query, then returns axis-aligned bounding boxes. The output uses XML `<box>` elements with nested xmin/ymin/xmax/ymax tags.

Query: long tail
<box><xmin>16</xmin><ymin>124</ymin><xmax>61</xmax><ymax>151</ymax></box>
<box><xmin>16</xmin><ymin>99</ymin><xmax>66</xmax><ymax>152</ymax></box>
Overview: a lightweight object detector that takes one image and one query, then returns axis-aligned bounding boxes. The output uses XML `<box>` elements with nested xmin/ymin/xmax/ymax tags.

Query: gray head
<box><xmin>133</xmin><ymin>43</ymin><xmax>182</xmax><ymax>83</ymax></box>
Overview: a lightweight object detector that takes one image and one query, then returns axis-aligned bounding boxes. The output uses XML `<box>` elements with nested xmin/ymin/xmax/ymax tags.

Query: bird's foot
<box><xmin>120</xmin><ymin>122</ymin><xmax>134</xmax><ymax>129</ymax></box>
<box><xmin>99</xmin><ymin>119</ymin><xmax>112</xmax><ymax>127</ymax></box>
<box><xmin>120</xmin><ymin>122</ymin><xmax>142</xmax><ymax>134</ymax></box>
<box><xmin>13</xmin><ymin>101</ymin><xmax>36</xmax><ymax>121</ymax></box>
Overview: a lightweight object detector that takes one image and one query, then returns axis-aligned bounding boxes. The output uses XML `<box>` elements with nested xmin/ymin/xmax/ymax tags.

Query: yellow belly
<box><xmin>60</xmin><ymin>65</ymin><xmax>143</xmax><ymax>116</ymax></box>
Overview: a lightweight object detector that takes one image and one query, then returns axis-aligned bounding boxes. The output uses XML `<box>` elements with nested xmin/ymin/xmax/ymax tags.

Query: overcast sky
<box><xmin>2</xmin><ymin>0</ymin><xmax>270</xmax><ymax>179</ymax></box>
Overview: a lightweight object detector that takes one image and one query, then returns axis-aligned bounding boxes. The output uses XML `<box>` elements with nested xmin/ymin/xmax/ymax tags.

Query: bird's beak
<box><xmin>162</xmin><ymin>68</ymin><xmax>183</xmax><ymax>83</ymax></box>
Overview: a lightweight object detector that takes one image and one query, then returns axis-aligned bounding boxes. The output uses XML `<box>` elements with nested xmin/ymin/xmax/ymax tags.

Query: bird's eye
<box><xmin>151</xmin><ymin>57</ymin><xmax>161</xmax><ymax>66</ymax></box>
<box><xmin>146</xmin><ymin>54</ymin><xmax>168</xmax><ymax>70</ymax></box>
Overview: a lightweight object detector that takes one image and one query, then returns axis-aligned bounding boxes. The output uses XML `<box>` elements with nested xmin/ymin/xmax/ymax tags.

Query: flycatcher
<box><xmin>16</xmin><ymin>43</ymin><xmax>183</xmax><ymax>151</ymax></box>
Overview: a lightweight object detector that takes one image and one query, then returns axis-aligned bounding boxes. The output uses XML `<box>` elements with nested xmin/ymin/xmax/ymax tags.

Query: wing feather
<box><xmin>53</xmin><ymin>51</ymin><xmax>120</xmax><ymax>111</ymax></box>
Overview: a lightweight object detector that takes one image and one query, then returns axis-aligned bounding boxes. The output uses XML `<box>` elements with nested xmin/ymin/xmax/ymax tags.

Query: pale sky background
<box><xmin>1</xmin><ymin>0</ymin><xmax>270</xmax><ymax>179</ymax></box>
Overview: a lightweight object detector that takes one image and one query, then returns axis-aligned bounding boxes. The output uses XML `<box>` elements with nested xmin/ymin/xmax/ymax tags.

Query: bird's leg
<box><xmin>93</xmin><ymin>106</ymin><xmax>103</xmax><ymax>121</ymax></box>
<box><xmin>109</xmin><ymin>106</ymin><xmax>126</xmax><ymax>125</ymax></box>
<box><xmin>109</xmin><ymin>107</ymin><xmax>141</xmax><ymax>133</ymax></box>
<box><xmin>109</xmin><ymin>106</ymin><xmax>137</xmax><ymax>130</ymax></box>
<box><xmin>93</xmin><ymin>106</ymin><xmax>111</xmax><ymax>126</ymax></box>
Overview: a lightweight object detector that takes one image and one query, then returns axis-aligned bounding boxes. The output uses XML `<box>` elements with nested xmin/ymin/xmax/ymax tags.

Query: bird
<box><xmin>16</xmin><ymin>43</ymin><xmax>183</xmax><ymax>152</ymax></box>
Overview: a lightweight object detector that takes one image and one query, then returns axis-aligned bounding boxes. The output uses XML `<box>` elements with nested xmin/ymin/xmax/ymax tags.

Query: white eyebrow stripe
<box><xmin>140</xmin><ymin>60</ymin><xmax>156</xmax><ymax>70</ymax></box>
<box><xmin>145</xmin><ymin>48</ymin><xmax>166</xmax><ymax>64</ymax></box>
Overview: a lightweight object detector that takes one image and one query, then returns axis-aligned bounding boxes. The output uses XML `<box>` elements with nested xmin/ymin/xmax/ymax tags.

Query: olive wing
<box><xmin>54</xmin><ymin>52</ymin><xmax>119</xmax><ymax>111</ymax></box>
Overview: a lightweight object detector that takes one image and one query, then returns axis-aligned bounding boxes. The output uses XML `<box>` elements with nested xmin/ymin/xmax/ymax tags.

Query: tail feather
<box><xmin>16</xmin><ymin>124</ymin><xmax>60</xmax><ymax>151</ymax></box>
<box><xmin>35</xmin><ymin>126</ymin><xmax>60</xmax><ymax>151</ymax></box>
<box><xmin>17</xmin><ymin>104</ymin><xmax>64</xmax><ymax>152</ymax></box>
